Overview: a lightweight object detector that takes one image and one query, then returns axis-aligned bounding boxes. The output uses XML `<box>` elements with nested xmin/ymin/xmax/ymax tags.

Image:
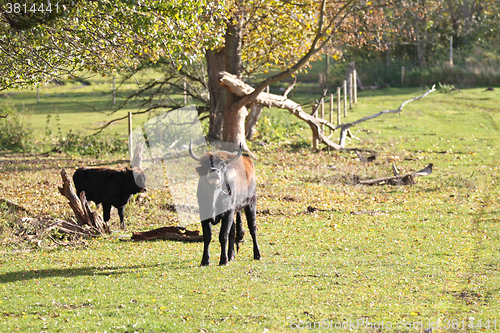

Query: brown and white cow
<box><xmin>189</xmin><ymin>141</ymin><xmax>261</xmax><ymax>266</ymax></box>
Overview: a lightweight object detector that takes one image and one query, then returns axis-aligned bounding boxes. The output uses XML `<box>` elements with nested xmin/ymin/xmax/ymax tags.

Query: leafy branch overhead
<box><xmin>0</xmin><ymin>0</ymin><xmax>228</xmax><ymax>90</ymax></box>
<box><xmin>231</xmin><ymin>0</ymin><xmax>392</xmax><ymax>114</ymax></box>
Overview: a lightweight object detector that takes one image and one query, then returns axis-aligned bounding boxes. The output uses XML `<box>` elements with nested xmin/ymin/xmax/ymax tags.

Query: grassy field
<box><xmin>1</xmin><ymin>86</ymin><xmax>499</xmax><ymax>332</ymax></box>
<box><xmin>1</xmin><ymin>71</ymin><xmax>170</xmax><ymax>139</ymax></box>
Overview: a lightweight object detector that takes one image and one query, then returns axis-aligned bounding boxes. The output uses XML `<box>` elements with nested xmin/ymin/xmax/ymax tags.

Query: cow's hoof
<box><xmin>254</xmin><ymin>255</ymin><xmax>262</xmax><ymax>260</ymax></box>
<box><xmin>200</xmin><ymin>261</ymin><xmax>209</xmax><ymax>266</ymax></box>
<box><xmin>219</xmin><ymin>260</ymin><xmax>228</xmax><ymax>266</ymax></box>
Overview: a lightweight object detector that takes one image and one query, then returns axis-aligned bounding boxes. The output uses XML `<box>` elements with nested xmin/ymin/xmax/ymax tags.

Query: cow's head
<box><xmin>126</xmin><ymin>167</ymin><xmax>147</xmax><ymax>193</ymax></box>
<box><xmin>189</xmin><ymin>141</ymin><xmax>242</xmax><ymax>188</ymax></box>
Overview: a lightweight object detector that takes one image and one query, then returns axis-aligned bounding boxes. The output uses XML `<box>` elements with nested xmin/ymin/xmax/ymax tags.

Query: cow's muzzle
<box><xmin>207</xmin><ymin>169</ymin><xmax>221</xmax><ymax>185</ymax></box>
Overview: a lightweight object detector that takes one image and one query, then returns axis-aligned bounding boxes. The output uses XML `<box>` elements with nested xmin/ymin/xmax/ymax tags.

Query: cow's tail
<box><xmin>235</xmin><ymin>212</ymin><xmax>245</xmax><ymax>253</ymax></box>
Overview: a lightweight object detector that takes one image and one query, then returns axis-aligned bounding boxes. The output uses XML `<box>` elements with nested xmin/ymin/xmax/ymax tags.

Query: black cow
<box><xmin>72</xmin><ymin>167</ymin><xmax>146</xmax><ymax>229</ymax></box>
<box><xmin>189</xmin><ymin>141</ymin><xmax>261</xmax><ymax>266</ymax></box>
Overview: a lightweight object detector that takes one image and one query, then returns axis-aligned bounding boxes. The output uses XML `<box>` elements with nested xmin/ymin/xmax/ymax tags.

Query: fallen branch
<box><xmin>219</xmin><ymin>71</ymin><xmax>436</xmax><ymax>149</ymax></box>
<box><xmin>337</xmin><ymin>86</ymin><xmax>436</xmax><ymax>146</ymax></box>
<box><xmin>219</xmin><ymin>71</ymin><xmax>342</xmax><ymax>149</ymax></box>
<box><xmin>0</xmin><ymin>198</ymin><xmax>31</xmax><ymax>214</ymax></box>
<box><xmin>44</xmin><ymin>218</ymin><xmax>99</xmax><ymax>238</ymax></box>
<box><xmin>20</xmin><ymin>217</ymin><xmax>98</xmax><ymax>238</ymax></box>
<box><xmin>131</xmin><ymin>226</ymin><xmax>203</xmax><ymax>242</ymax></box>
<box><xmin>359</xmin><ymin>163</ymin><xmax>433</xmax><ymax>186</ymax></box>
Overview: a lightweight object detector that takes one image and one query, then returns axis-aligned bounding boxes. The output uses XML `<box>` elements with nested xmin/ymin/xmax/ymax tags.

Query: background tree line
<box><xmin>1</xmin><ymin>0</ymin><xmax>499</xmax><ymax>151</ymax></box>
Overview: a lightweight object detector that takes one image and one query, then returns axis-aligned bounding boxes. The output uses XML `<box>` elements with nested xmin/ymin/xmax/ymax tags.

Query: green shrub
<box><xmin>0</xmin><ymin>103</ymin><xmax>34</xmax><ymax>151</ymax></box>
<box><xmin>254</xmin><ymin>115</ymin><xmax>304</xmax><ymax>143</ymax></box>
<box><xmin>438</xmin><ymin>82</ymin><xmax>457</xmax><ymax>93</ymax></box>
<box><xmin>57</xmin><ymin>130</ymin><xmax>128</xmax><ymax>157</ymax></box>
<box><xmin>0</xmin><ymin>201</ymin><xmax>17</xmax><ymax>236</ymax></box>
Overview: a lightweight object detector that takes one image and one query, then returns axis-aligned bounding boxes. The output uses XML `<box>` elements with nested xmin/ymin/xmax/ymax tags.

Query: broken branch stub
<box><xmin>58</xmin><ymin>169</ymin><xmax>111</xmax><ymax>234</ymax></box>
<box><xmin>337</xmin><ymin>85</ymin><xmax>436</xmax><ymax>146</ymax></box>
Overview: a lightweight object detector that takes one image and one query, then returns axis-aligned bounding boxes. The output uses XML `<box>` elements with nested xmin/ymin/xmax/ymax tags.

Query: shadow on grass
<box><xmin>0</xmin><ymin>260</ymin><xmax>197</xmax><ymax>283</ymax></box>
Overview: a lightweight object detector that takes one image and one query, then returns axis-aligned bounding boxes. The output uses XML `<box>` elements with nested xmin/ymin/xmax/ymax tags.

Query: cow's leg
<box><xmin>102</xmin><ymin>203</ymin><xmax>112</xmax><ymax>223</ymax></box>
<box><xmin>245</xmin><ymin>203</ymin><xmax>261</xmax><ymax>260</ymax></box>
<box><xmin>200</xmin><ymin>219</ymin><xmax>212</xmax><ymax>266</ymax></box>
<box><xmin>235</xmin><ymin>211</ymin><xmax>245</xmax><ymax>253</ymax></box>
<box><xmin>219</xmin><ymin>212</ymin><xmax>234</xmax><ymax>266</ymax></box>
<box><xmin>227</xmin><ymin>221</ymin><xmax>236</xmax><ymax>262</ymax></box>
<box><xmin>117</xmin><ymin>206</ymin><xmax>126</xmax><ymax>229</ymax></box>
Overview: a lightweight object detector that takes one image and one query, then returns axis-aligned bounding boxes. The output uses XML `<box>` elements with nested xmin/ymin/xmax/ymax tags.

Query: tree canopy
<box><xmin>0</xmin><ymin>0</ymin><xmax>227</xmax><ymax>90</ymax></box>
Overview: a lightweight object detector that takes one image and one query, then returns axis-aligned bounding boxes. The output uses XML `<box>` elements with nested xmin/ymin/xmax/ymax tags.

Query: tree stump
<box><xmin>58</xmin><ymin>169</ymin><xmax>111</xmax><ymax>235</ymax></box>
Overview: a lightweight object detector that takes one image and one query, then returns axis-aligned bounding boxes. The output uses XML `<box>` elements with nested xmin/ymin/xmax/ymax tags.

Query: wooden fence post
<box><xmin>128</xmin><ymin>112</ymin><xmax>133</xmax><ymax>158</ymax></box>
<box><xmin>329</xmin><ymin>94</ymin><xmax>334</xmax><ymax>134</ymax></box>
<box><xmin>183</xmin><ymin>79</ymin><xmax>187</xmax><ymax>105</ymax></box>
<box><xmin>343</xmin><ymin>80</ymin><xmax>347</xmax><ymax>117</ymax></box>
<box><xmin>349</xmin><ymin>73</ymin><xmax>353</xmax><ymax>109</ymax></box>
<box><xmin>401</xmin><ymin>66</ymin><xmax>405</xmax><ymax>87</ymax></box>
<box><xmin>337</xmin><ymin>87</ymin><xmax>341</xmax><ymax>125</ymax></box>
<box><xmin>320</xmin><ymin>99</ymin><xmax>324</xmax><ymax>133</ymax></box>
<box><xmin>449</xmin><ymin>35</ymin><xmax>453</xmax><ymax>66</ymax></box>
<box><xmin>312</xmin><ymin>105</ymin><xmax>318</xmax><ymax>149</ymax></box>
<box><xmin>353</xmin><ymin>69</ymin><xmax>357</xmax><ymax>104</ymax></box>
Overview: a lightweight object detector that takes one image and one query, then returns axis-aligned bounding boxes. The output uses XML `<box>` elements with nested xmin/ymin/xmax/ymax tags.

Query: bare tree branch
<box><xmin>231</xmin><ymin>0</ymin><xmax>357</xmax><ymax>112</ymax></box>
<box><xmin>283</xmin><ymin>77</ymin><xmax>296</xmax><ymax>98</ymax></box>
<box><xmin>219</xmin><ymin>72</ymin><xmax>437</xmax><ymax>150</ymax></box>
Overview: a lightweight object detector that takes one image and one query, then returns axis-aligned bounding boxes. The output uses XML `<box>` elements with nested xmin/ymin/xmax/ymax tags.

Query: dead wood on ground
<box><xmin>0</xmin><ymin>198</ymin><xmax>31</xmax><ymax>214</ymax></box>
<box><xmin>131</xmin><ymin>226</ymin><xmax>203</xmax><ymax>242</ymax></box>
<box><xmin>58</xmin><ymin>169</ymin><xmax>111</xmax><ymax>235</ymax></box>
<box><xmin>359</xmin><ymin>163</ymin><xmax>433</xmax><ymax>186</ymax></box>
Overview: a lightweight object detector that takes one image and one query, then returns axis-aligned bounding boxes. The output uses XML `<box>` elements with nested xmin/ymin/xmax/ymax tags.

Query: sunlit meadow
<box><xmin>1</xmin><ymin>87</ymin><xmax>499</xmax><ymax>332</ymax></box>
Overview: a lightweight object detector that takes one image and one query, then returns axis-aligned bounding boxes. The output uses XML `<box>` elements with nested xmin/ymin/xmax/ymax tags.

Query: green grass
<box><xmin>1</xmin><ymin>71</ymin><xmax>180</xmax><ymax>140</ymax></box>
<box><xmin>1</xmin><ymin>86</ymin><xmax>500</xmax><ymax>332</ymax></box>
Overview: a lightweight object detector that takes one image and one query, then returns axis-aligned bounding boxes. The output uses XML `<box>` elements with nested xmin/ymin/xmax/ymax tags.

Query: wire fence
<box><xmin>307</xmin><ymin>70</ymin><xmax>358</xmax><ymax>148</ymax></box>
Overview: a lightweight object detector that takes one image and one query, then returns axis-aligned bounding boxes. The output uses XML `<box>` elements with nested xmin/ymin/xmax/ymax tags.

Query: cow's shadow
<box><xmin>0</xmin><ymin>260</ymin><xmax>196</xmax><ymax>283</ymax></box>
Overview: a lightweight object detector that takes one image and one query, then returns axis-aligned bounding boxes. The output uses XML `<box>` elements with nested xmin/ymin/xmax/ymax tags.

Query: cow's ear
<box><xmin>195</xmin><ymin>165</ymin><xmax>205</xmax><ymax>176</ymax></box>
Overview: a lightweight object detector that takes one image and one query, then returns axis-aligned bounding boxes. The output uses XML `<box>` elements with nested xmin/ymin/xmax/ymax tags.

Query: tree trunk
<box><xmin>224</xmin><ymin>102</ymin><xmax>249</xmax><ymax>146</ymax></box>
<box><xmin>221</xmin><ymin>13</ymin><xmax>252</xmax><ymax>151</ymax></box>
<box><xmin>416</xmin><ymin>25</ymin><xmax>424</xmax><ymax>67</ymax></box>
<box><xmin>245</xmin><ymin>104</ymin><xmax>264</xmax><ymax>141</ymax></box>
<box><xmin>206</xmin><ymin>49</ymin><xmax>226</xmax><ymax>140</ymax></box>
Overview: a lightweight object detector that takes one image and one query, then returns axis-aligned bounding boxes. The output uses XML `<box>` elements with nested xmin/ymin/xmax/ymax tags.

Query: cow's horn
<box><xmin>188</xmin><ymin>140</ymin><xmax>202</xmax><ymax>161</ymax></box>
<box><xmin>226</xmin><ymin>143</ymin><xmax>242</xmax><ymax>164</ymax></box>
